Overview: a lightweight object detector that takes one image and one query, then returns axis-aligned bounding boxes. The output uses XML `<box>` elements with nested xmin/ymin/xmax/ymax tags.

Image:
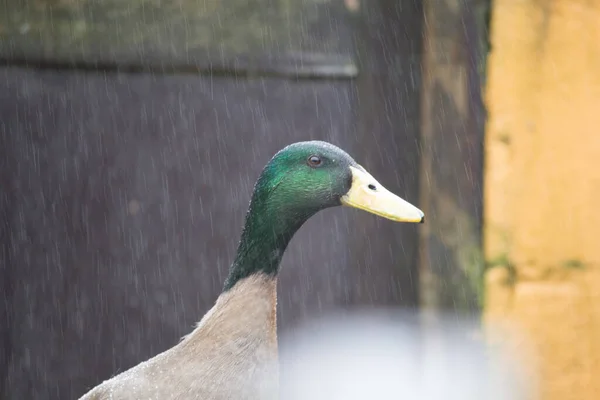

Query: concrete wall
<box><xmin>484</xmin><ymin>1</ymin><xmax>600</xmax><ymax>399</ymax></box>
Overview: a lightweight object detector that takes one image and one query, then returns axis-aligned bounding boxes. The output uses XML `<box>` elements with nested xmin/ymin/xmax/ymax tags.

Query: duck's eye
<box><xmin>307</xmin><ymin>155</ymin><xmax>322</xmax><ymax>167</ymax></box>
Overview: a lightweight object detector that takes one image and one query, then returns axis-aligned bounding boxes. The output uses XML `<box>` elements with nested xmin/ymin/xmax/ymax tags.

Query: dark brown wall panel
<box><xmin>0</xmin><ymin>1</ymin><xmax>424</xmax><ymax>398</ymax></box>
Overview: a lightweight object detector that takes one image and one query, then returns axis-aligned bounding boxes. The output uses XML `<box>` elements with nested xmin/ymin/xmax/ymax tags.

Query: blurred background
<box><xmin>0</xmin><ymin>0</ymin><xmax>598</xmax><ymax>399</ymax></box>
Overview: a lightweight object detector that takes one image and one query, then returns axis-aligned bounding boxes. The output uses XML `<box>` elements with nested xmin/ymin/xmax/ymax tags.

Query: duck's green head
<box><xmin>224</xmin><ymin>140</ymin><xmax>424</xmax><ymax>291</ymax></box>
<box><xmin>255</xmin><ymin>140</ymin><xmax>424</xmax><ymax>223</ymax></box>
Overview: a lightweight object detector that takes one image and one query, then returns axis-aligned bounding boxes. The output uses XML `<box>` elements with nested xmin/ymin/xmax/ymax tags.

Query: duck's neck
<box><xmin>223</xmin><ymin>181</ymin><xmax>316</xmax><ymax>291</ymax></box>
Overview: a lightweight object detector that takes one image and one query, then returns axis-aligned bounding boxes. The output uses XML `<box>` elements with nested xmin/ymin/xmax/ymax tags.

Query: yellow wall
<box><xmin>484</xmin><ymin>1</ymin><xmax>600</xmax><ymax>399</ymax></box>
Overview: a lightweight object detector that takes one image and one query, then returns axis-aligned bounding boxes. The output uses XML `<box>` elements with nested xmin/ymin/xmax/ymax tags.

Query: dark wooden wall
<box><xmin>0</xmin><ymin>0</ymin><xmax>424</xmax><ymax>398</ymax></box>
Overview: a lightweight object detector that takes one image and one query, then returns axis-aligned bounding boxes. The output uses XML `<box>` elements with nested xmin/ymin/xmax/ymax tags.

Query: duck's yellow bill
<box><xmin>341</xmin><ymin>166</ymin><xmax>424</xmax><ymax>223</ymax></box>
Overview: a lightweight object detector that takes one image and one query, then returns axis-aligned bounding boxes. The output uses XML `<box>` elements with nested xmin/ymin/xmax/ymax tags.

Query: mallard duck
<box><xmin>79</xmin><ymin>140</ymin><xmax>424</xmax><ymax>400</ymax></box>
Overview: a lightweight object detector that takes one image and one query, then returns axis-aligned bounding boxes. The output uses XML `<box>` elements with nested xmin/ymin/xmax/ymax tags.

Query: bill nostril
<box><xmin>368</xmin><ymin>184</ymin><xmax>377</xmax><ymax>191</ymax></box>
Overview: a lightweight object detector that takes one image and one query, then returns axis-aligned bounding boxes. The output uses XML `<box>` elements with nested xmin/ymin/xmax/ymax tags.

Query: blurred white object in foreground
<box><xmin>279</xmin><ymin>310</ymin><xmax>531</xmax><ymax>400</ymax></box>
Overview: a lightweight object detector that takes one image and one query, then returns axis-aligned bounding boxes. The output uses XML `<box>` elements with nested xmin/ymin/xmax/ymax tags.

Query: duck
<box><xmin>79</xmin><ymin>140</ymin><xmax>424</xmax><ymax>400</ymax></box>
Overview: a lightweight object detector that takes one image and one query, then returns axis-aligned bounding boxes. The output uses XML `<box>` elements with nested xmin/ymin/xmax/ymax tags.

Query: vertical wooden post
<box><xmin>420</xmin><ymin>0</ymin><xmax>489</xmax><ymax>314</ymax></box>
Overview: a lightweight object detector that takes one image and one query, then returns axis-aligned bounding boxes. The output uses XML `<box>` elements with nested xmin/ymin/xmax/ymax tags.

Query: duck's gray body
<box><xmin>79</xmin><ymin>275</ymin><xmax>279</xmax><ymax>400</ymax></box>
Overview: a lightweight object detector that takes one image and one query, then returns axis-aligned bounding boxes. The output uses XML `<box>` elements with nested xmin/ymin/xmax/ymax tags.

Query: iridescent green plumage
<box><xmin>223</xmin><ymin>141</ymin><xmax>358</xmax><ymax>290</ymax></box>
